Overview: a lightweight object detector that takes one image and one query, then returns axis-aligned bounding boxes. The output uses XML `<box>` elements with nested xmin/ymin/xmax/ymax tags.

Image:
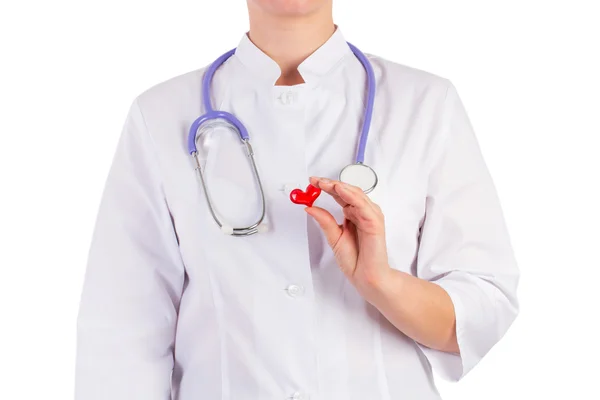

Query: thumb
<box><xmin>305</xmin><ymin>206</ymin><xmax>342</xmax><ymax>248</ymax></box>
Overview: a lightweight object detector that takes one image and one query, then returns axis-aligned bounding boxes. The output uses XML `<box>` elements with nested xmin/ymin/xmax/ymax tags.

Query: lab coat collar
<box><xmin>234</xmin><ymin>27</ymin><xmax>351</xmax><ymax>85</ymax></box>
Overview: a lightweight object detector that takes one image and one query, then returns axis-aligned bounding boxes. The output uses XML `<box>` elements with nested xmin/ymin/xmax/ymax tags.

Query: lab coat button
<box><xmin>286</xmin><ymin>284</ymin><xmax>305</xmax><ymax>298</ymax></box>
<box><xmin>283</xmin><ymin>183</ymin><xmax>301</xmax><ymax>196</ymax></box>
<box><xmin>289</xmin><ymin>392</ymin><xmax>304</xmax><ymax>400</ymax></box>
<box><xmin>277</xmin><ymin>90</ymin><xmax>297</xmax><ymax>105</ymax></box>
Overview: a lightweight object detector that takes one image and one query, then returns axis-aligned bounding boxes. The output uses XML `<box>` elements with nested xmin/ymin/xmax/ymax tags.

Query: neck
<box><xmin>246</xmin><ymin>2</ymin><xmax>335</xmax><ymax>85</ymax></box>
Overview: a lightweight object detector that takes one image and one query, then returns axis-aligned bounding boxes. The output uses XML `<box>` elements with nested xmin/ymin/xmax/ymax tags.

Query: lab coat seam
<box><xmin>184</xmin><ymin>68</ymin><xmax>231</xmax><ymax>396</ymax></box>
<box><xmin>132</xmin><ymin>97</ymin><xmax>167</xmax><ymax>199</ymax></box>
<box><xmin>374</xmin><ymin>316</ymin><xmax>392</xmax><ymax>400</ymax></box>
<box><xmin>206</xmin><ymin>262</ymin><xmax>229</xmax><ymax>400</ymax></box>
<box><xmin>320</xmin><ymin>50</ymin><xmax>353</xmax><ymax>80</ymax></box>
<box><xmin>133</xmin><ymin>97</ymin><xmax>184</xmax><ymax>250</ymax></box>
<box><xmin>132</xmin><ymin>96</ymin><xmax>187</xmax><ymax>317</ymax></box>
<box><xmin>425</xmin><ymin>79</ymin><xmax>454</xmax><ymax>195</ymax></box>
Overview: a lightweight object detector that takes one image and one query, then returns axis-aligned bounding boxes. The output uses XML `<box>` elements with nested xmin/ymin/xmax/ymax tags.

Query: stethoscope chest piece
<box><xmin>339</xmin><ymin>163</ymin><xmax>378</xmax><ymax>194</ymax></box>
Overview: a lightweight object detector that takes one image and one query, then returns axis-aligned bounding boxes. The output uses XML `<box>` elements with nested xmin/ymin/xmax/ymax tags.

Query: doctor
<box><xmin>76</xmin><ymin>1</ymin><xmax>519</xmax><ymax>399</ymax></box>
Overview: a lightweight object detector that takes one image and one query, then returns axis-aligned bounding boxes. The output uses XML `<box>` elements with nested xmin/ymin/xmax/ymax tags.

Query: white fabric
<box><xmin>76</xmin><ymin>27</ymin><xmax>519</xmax><ymax>400</ymax></box>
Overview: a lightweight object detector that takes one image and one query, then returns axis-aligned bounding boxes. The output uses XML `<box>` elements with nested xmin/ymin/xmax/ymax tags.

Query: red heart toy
<box><xmin>290</xmin><ymin>184</ymin><xmax>322</xmax><ymax>207</ymax></box>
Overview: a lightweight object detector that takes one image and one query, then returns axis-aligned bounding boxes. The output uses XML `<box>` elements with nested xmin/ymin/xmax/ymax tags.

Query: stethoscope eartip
<box><xmin>257</xmin><ymin>223</ymin><xmax>269</xmax><ymax>234</ymax></box>
<box><xmin>221</xmin><ymin>225</ymin><xmax>234</xmax><ymax>235</ymax></box>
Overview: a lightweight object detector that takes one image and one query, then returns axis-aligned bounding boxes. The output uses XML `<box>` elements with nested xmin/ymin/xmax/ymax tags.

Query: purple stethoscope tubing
<box><xmin>187</xmin><ymin>42</ymin><xmax>376</xmax><ymax>164</ymax></box>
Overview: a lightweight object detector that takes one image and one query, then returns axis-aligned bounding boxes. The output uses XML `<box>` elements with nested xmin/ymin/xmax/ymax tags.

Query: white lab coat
<box><xmin>76</xmin><ymin>28</ymin><xmax>519</xmax><ymax>400</ymax></box>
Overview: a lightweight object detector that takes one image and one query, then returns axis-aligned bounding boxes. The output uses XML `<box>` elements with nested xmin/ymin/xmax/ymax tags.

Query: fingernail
<box><xmin>320</xmin><ymin>177</ymin><xmax>331</xmax><ymax>183</ymax></box>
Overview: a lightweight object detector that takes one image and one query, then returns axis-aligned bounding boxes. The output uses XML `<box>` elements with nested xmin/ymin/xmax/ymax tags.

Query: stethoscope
<box><xmin>187</xmin><ymin>42</ymin><xmax>377</xmax><ymax>237</ymax></box>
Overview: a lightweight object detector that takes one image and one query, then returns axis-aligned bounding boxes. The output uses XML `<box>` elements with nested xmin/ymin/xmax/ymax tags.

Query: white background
<box><xmin>1</xmin><ymin>0</ymin><xmax>599</xmax><ymax>398</ymax></box>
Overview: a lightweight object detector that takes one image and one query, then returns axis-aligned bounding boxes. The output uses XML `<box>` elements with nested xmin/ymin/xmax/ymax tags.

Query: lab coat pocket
<box><xmin>200</xmin><ymin>122</ymin><xmax>263</xmax><ymax>230</ymax></box>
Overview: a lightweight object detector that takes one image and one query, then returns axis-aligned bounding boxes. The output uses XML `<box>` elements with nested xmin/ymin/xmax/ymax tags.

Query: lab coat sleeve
<box><xmin>415</xmin><ymin>82</ymin><xmax>519</xmax><ymax>382</ymax></box>
<box><xmin>75</xmin><ymin>98</ymin><xmax>185</xmax><ymax>399</ymax></box>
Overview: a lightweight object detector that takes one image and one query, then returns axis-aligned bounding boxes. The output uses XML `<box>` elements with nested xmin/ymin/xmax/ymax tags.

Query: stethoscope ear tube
<box><xmin>191</xmin><ymin>137</ymin><xmax>267</xmax><ymax>237</ymax></box>
<box><xmin>188</xmin><ymin>110</ymin><xmax>250</xmax><ymax>154</ymax></box>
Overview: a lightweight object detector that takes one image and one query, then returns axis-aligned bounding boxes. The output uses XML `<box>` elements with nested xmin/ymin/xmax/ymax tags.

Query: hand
<box><xmin>305</xmin><ymin>177</ymin><xmax>391</xmax><ymax>298</ymax></box>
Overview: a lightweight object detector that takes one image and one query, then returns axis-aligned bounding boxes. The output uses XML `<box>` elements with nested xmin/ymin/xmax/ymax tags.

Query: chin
<box><xmin>249</xmin><ymin>0</ymin><xmax>330</xmax><ymax>16</ymax></box>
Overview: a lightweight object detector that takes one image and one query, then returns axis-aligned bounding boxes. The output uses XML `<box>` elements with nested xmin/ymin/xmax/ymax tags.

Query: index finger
<box><xmin>309</xmin><ymin>176</ymin><xmax>348</xmax><ymax>207</ymax></box>
<box><xmin>310</xmin><ymin>177</ymin><xmax>373</xmax><ymax>209</ymax></box>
